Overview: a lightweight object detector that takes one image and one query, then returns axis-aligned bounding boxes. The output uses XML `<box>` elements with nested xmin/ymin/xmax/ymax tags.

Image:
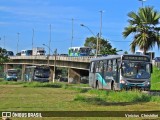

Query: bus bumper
<box><xmin>5</xmin><ymin>77</ymin><xmax>17</xmax><ymax>81</ymax></box>
<box><xmin>120</xmin><ymin>83</ymin><xmax>150</xmax><ymax>90</ymax></box>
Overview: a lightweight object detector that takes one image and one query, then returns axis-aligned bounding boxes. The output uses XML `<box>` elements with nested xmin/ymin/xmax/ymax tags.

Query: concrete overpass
<box><xmin>4</xmin><ymin>55</ymin><xmax>94</xmax><ymax>83</ymax></box>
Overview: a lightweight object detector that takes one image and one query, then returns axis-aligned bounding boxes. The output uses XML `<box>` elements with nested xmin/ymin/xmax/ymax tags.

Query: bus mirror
<box><xmin>119</xmin><ymin>63</ymin><xmax>122</xmax><ymax>69</ymax></box>
<box><xmin>150</xmin><ymin>64</ymin><xmax>153</xmax><ymax>73</ymax></box>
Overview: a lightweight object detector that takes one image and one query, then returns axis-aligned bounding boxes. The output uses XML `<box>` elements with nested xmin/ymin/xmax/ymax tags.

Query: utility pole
<box><xmin>53</xmin><ymin>48</ymin><xmax>57</xmax><ymax>83</ymax></box>
<box><xmin>99</xmin><ymin>10</ymin><xmax>103</xmax><ymax>54</ymax></box>
<box><xmin>71</xmin><ymin>18</ymin><xmax>74</xmax><ymax>48</ymax></box>
<box><xmin>32</xmin><ymin>29</ymin><xmax>34</xmax><ymax>54</ymax></box>
<box><xmin>3</xmin><ymin>35</ymin><xmax>5</xmax><ymax>49</ymax></box>
<box><xmin>49</xmin><ymin>24</ymin><xmax>52</xmax><ymax>55</ymax></box>
<box><xmin>17</xmin><ymin>32</ymin><xmax>20</xmax><ymax>54</ymax></box>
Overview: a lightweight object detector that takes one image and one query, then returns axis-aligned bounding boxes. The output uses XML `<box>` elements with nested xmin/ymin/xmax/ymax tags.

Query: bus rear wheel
<box><xmin>96</xmin><ymin>80</ymin><xmax>99</xmax><ymax>89</ymax></box>
<box><xmin>111</xmin><ymin>81</ymin><xmax>115</xmax><ymax>90</ymax></box>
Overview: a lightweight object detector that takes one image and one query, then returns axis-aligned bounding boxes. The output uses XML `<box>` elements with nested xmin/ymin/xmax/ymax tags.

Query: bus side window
<box><xmin>90</xmin><ymin>62</ymin><xmax>95</xmax><ymax>73</ymax></box>
<box><xmin>113</xmin><ymin>59</ymin><xmax>117</xmax><ymax>71</ymax></box>
<box><xmin>100</xmin><ymin>61</ymin><xmax>103</xmax><ymax>72</ymax></box>
<box><xmin>96</xmin><ymin>62</ymin><xmax>100</xmax><ymax>72</ymax></box>
<box><xmin>108</xmin><ymin>60</ymin><xmax>112</xmax><ymax>72</ymax></box>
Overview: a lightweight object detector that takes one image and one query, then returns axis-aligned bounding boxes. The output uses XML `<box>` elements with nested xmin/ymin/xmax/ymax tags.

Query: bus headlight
<box><xmin>146</xmin><ymin>81</ymin><xmax>150</xmax><ymax>85</ymax></box>
<box><xmin>120</xmin><ymin>80</ymin><xmax>126</xmax><ymax>84</ymax></box>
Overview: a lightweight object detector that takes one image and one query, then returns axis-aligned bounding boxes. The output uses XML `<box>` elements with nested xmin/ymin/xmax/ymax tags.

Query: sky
<box><xmin>0</xmin><ymin>0</ymin><xmax>160</xmax><ymax>56</ymax></box>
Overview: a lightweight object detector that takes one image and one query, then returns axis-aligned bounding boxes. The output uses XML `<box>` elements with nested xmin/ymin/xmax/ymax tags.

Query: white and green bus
<box><xmin>89</xmin><ymin>54</ymin><xmax>152</xmax><ymax>90</ymax></box>
<box><xmin>68</xmin><ymin>47</ymin><xmax>92</xmax><ymax>56</ymax></box>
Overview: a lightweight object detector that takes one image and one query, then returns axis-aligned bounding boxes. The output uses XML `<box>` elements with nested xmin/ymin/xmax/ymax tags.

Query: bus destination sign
<box><xmin>123</xmin><ymin>56</ymin><xmax>150</xmax><ymax>61</ymax></box>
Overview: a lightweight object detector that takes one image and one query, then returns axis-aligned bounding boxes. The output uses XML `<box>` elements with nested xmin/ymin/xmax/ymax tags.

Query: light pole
<box><xmin>3</xmin><ymin>35</ymin><xmax>5</xmax><ymax>49</ymax></box>
<box><xmin>99</xmin><ymin>10</ymin><xmax>104</xmax><ymax>53</ymax></box>
<box><xmin>43</xmin><ymin>44</ymin><xmax>53</xmax><ymax>54</ymax></box>
<box><xmin>80</xmin><ymin>24</ymin><xmax>99</xmax><ymax>57</ymax></box>
<box><xmin>71</xmin><ymin>18</ymin><xmax>74</xmax><ymax>48</ymax></box>
<box><xmin>49</xmin><ymin>24</ymin><xmax>52</xmax><ymax>56</ymax></box>
<box><xmin>43</xmin><ymin>44</ymin><xmax>52</xmax><ymax>65</ymax></box>
<box><xmin>53</xmin><ymin>48</ymin><xmax>57</xmax><ymax>83</ymax></box>
<box><xmin>43</xmin><ymin>44</ymin><xmax>57</xmax><ymax>83</ymax></box>
<box><xmin>32</xmin><ymin>29</ymin><xmax>34</xmax><ymax>55</ymax></box>
<box><xmin>17</xmin><ymin>32</ymin><xmax>20</xmax><ymax>54</ymax></box>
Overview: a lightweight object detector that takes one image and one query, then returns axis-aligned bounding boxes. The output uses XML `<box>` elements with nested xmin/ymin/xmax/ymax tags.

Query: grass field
<box><xmin>0</xmin><ymin>66</ymin><xmax>160</xmax><ymax>120</ymax></box>
<box><xmin>0</xmin><ymin>80</ymin><xmax>160</xmax><ymax>120</ymax></box>
<box><xmin>151</xmin><ymin>67</ymin><xmax>160</xmax><ymax>90</ymax></box>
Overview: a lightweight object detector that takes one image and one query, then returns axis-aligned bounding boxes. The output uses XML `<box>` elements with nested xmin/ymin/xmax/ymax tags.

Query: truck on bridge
<box><xmin>33</xmin><ymin>47</ymin><xmax>45</xmax><ymax>55</ymax></box>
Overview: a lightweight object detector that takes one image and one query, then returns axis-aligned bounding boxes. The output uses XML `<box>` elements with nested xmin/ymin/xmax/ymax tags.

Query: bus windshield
<box><xmin>121</xmin><ymin>61</ymin><xmax>151</xmax><ymax>79</ymax></box>
<box><xmin>8</xmin><ymin>71</ymin><xmax>17</xmax><ymax>76</ymax></box>
<box><xmin>34</xmin><ymin>68</ymin><xmax>50</xmax><ymax>78</ymax></box>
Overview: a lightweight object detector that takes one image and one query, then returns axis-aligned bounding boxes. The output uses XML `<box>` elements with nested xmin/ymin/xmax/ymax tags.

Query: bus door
<box><xmin>103</xmin><ymin>60</ymin><xmax>112</xmax><ymax>89</ymax></box>
<box><xmin>89</xmin><ymin>62</ymin><xmax>95</xmax><ymax>88</ymax></box>
<box><xmin>112</xmin><ymin>59</ymin><xmax>120</xmax><ymax>89</ymax></box>
<box><xmin>95</xmin><ymin>61</ymin><xmax>106</xmax><ymax>89</ymax></box>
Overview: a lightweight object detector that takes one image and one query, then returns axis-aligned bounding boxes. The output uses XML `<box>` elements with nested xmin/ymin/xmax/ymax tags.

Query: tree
<box><xmin>84</xmin><ymin>37</ymin><xmax>122</xmax><ymax>55</ymax></box>
<box><xmin>123</xmin><ymin>6</ymin><xmax>160</xmax><ymax>54</ymax></box>
<box><xmin>124</xmin><ymin>51</ymin><xmax>128</xmax><ymax>54</ymax></box>
<box><xmin>0</xmin><ymin>47</ymin><xmax>9</xmax><ymax>65</ymax></box>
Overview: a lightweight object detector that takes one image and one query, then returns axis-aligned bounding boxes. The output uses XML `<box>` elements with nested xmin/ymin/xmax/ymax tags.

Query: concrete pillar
<box><xmin>50</xmin><ymin>66</ymin><xmax>55</xmax><ymax>83</ymax></box>
<box><xmin>68</xmin><ymin>68</ymin><xmax>80</xmax><ymax>84</ymax></box>
<box><xmin>21</xmin><ymin>64</ymin><xmax>26</xmax><ymax>81</ymax></box>
<box><xmin>3</xmin><ymin>64</ymin><xmax>13</xmax><ymax>72</ymax></box>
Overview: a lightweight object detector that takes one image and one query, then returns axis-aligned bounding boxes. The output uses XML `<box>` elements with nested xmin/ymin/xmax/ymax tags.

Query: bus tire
<box><xmin>111</xmin><ymin>81</ymin><xmax>115</xmax><ymax>91</ymax></box>
<box><xmin>96</xmin><ymin>80</ymin><xmax>99</xmax><ymax>89</ymax></box>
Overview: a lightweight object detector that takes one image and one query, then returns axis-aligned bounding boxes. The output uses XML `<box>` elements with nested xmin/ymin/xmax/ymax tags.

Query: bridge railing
<box><xmin>9</xmin><ymin>56</ymin><xmax>95</xmax><ymax>62</ymax></box>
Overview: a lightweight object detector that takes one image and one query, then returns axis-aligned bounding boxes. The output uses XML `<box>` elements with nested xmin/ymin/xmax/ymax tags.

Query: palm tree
<box><xmin>123</xmin><ymin>6</ymin><xmax>160</xmax><ymax>54</ymax></box>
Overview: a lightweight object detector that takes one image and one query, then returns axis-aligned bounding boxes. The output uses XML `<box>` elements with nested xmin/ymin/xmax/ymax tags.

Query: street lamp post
<box><xmin>80</xmin><ymin>24</ymin><xmax>99</xmax><ymax>57</ymax></box>
<box><xmin>53</xmin><ymin>49</ymin><xmax>57</xmax><ymax>83</ymax></box>
<box><xmin>43</xmin><ymin>44</ymin><xmax>52</xmax><ymax>65</ymax></box>
<box><xmin>43</xmin><ymin>44</ymin><xmax>57</xmax><ymax>83</ymax></box>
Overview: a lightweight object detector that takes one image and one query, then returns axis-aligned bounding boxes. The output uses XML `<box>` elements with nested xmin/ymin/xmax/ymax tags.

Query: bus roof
<box><xmin>90</xmin><ymin>54</ymin><xmax>150</xmax><ymax>62</ymax></box>
<box><xmin>69</xmin><ymin>46</ymin><xmax>91</xmax><ymax>49</ymax></box>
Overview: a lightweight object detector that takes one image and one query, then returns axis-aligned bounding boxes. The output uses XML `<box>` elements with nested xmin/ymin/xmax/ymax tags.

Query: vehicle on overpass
<box><xmin>4</xmin><ymin>69</ymin><xmax>18</xmax><ymax>81</ymax></box>
<box><xmin>33</xmin><ymin>47</ymin><xmax>45</xmax><ymax>55</ymax></box>
<box><xmin>21</xmin><ymin>50</ymin><xmax>32</xmax><ymax>56</ymax></box>
<box><xmin>6</xmin><ymin>51</ymin><xmax>14</xmax><ymax>56</ymax></box>
<box><xmin>89</xmin><ymin>54</ymin><xmax>152</xmax><ymax>90</ymax></box>
<box><xmin>68</xmin><ymin>46</ymin><xmax>92</xmax><ymax>56</ymax></box>
<box><xmin>24</xmin><ymin>66</ymin><xmax>50</xmax><ymax>82</ymax></box>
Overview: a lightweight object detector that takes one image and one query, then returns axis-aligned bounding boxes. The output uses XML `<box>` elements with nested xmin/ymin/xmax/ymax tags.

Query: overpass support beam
<box><xmin>68</xmin><ymin>68</ymin><xmax>80</xmax><ymax>84</ymax></box>
<box><xmin>3</xmin><ymin>64</ymin><xmax>13</xmax><ymax>72</ymax></box>
<box><xmin>50</xmin><ymin>66</ymin><xmax>55</xmax><ymax>83</ymax></box>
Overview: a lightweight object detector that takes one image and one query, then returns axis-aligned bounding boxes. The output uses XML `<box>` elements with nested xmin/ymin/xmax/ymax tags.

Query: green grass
<box><xmin>0</xmin><ymin>81</ymin><xmax>160</xmax><ymax>120</ymax></box>
<box><xmin>74</xmin><ymin>89</ymin><xmax>160</xmax><ymax>105</ymax></box>
<box><xmin>151</xmin><ymin>67</ymin><xmax>160</xmax><ymax>90</ymax></box>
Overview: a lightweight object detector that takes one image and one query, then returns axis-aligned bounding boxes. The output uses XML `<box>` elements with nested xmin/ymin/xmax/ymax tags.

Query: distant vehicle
<box><xmin>24</xmin><ymin>65</ymin><xmax>50</xmax><ymax>82</ymax></box>
<box><xmin>16</xmin><ymin>52</ymin><xmax>21</xmax><ymax>56</ymax></box>
<box><xmin>154</xmin><ymin>57</ymin><xmax>160</xmax><ymax>62</ymax></box>
<box><xmin>4</xmin><ymin>69</ymin><xmax>18</xmax><ymax>81</ymax></box>
<box><xmin>89</xmin><ymin>54</ymin><xmax>152</xmax><ymax>91</ymax></box>
<box><xmin>32</xmin><ymin>47</ymin><xmax>45</xmax><ymax>55</ymax></box>
<box><xmin>135</xmin><ymin>50</ymin><xmax>155</xmax><ymax>60</ymax></box>
<box><xmin>60</xmin><ymin>54</ymin><xmax>68</xmax><ymax>56</ymax></box>
<box><xmin>21</xmin><ymin>50</ymin><xmax>32</xmax><ymax>56</ymax></box>
<box><xmin>6</xmin><ymin>51</ymin><xmax>14</xmax><ymax>56</ymax></box>
<box><xmin>68</xmin><ymin>46</ymin><xmax>92</xmax><ymax>56</ymax></box>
